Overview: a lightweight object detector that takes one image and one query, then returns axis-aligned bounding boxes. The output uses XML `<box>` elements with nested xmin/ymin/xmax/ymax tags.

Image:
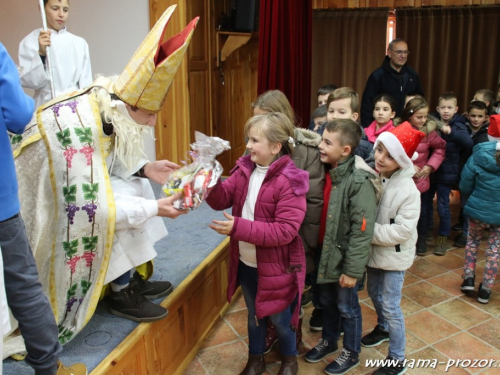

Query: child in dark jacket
<box><xmin>207</xmin><ymin>112</ymin><xmax>308</xmax><ymax>375</ymax></box>
<box><xmin>318</xmin><ymin>87</ymin><xmax>374</xmax><ymax>159</ymax></box>
<box><xmin>429</xmin><ymin>92</ymin><xmax>473</xmax><ymax>256</ymax></box>
<box><xmin>459</xmin><ymin>118</ymin><xmax>500</xmax><ymax>304</ymax></box>
<box><xmin>453</xmin><ymin>101</ymin><xmax>491</xmax><ymax>247</ymax></box>
<box><xmin>304</xmin><ymin>119</ymin><xmax>377</xmax><ymax>375</ymax></box>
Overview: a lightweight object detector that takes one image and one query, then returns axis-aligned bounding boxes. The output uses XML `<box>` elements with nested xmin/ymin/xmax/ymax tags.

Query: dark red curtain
<box><xmin>258</xmin><ymin>0</ymin><xmax>312</xmax><ymax>127</ymax></box>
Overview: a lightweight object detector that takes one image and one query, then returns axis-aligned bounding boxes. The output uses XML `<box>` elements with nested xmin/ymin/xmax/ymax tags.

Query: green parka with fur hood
<box><xmin>317</xmin><ymin>155</ymin><xmax>378</xmax><ymax>283</ymax></box>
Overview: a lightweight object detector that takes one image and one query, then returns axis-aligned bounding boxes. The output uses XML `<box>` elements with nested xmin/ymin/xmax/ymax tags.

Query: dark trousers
<box><xmin>0</xmin><ymin>214</ymin><xmax>61</xmax><ymax>375</ymax></box>
<box><xmin>320</xmin><ymin>281</ymin><xmax>362</xmax><ymax>354</ymax></box>
<box><xmin>417</xmin><ymin>190</ymin><xmax>431</xmax><ymax>238</ymax></box>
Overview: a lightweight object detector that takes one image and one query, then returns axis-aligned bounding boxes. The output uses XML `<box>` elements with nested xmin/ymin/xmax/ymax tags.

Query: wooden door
<box><xmin>150</xmin><ymin>0</ymin><xmax>192</xmax><ymax>163</ymax></box>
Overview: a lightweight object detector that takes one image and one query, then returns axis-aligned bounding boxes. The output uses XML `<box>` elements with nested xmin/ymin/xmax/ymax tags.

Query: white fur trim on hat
<box><xmin>374</xmin><ymin>132</ymin><xmax>414</xmax><ymax>170</ymax></box>
<box><xmin>488</xmin><ymin>134</ymin><xmax>500</xmax><ymax>143</ymax></box>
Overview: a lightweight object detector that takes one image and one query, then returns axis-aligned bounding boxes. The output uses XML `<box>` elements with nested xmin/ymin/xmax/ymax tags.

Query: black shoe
<box><xmin>372</xmin><ymin>357</ymin><xmax>408</xmax><ymax>375</ymax></box>
<box><xmin>304</xmin><ymin>338</ymin><xmax>338</xmax><ymax>363</ymax></box>
<box><xmin>451</xmin><ymin>221</ymin><xmax>464</xmax><ymax>231</ymax></box>
<box><xmin>324</xmin><ymin>348</ymin><xmax>359</xmax><ymax>375</ymax></box>
<box><xmin>309</xmin><ymin>308</ymin><xmax>323</xmax><ymax>331</ymax></box>
<box><xmin>416</xmin><ymin>236</ymin><xmax>427</xmax><ymax>256</ymax></box>
<box><xmin>460</xmin><ymin>275</ymin><xmax>475</xmax><ymax>292</ymax></box>
<box><xmin>361</xmin><ymin>325</ymin><xmax>390</xmax><ymax>347</ymax></box>
<box><xmin>301</xmin><ymin>288</ymin><xmax>313</xmax><ymax>307</ymax></box>
<box><xmin>108</xmin><ymin>286</ymin><xmax>168</xmax><ymax>322</ymax></box>
<box><xmin>453</xmin><ymin>233</ymin><xmax>467</xmax><ymax>248</ymax></box>
<box><xmin>130</xmin><ymin>271</ymin><xmax>173</xmax><ymax>299</ymax></box>
<box><xmin>478</xmin><ymin>283</ymin><xmax>492</xmax><ymax>304</ymax></box>
<box><xmin>358</xmin><ymin>270</ymin><xmax>367</xmax><ymax>291</ymax></box>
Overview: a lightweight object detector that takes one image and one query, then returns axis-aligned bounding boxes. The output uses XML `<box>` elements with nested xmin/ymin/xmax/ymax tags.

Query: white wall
<box><xmin>0</xmin><ymin>0</ymin><xmax>156</xmax><ymax>160</ymax></box>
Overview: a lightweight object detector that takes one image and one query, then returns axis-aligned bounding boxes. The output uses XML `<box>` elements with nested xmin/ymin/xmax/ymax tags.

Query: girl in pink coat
<box><xmin>207</xmin><ymin>112</ymin><xmax>309</xmax><ymax>375</ymax></box>
<box><xmin>399</xmin><ymin>97</ymin><xmax>446</xmax><ymax>255</ymax></box>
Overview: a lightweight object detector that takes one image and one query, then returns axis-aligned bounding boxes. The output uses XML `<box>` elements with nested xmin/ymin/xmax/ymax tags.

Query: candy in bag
<box><xmin>162</xmin><ymin>131</ymin><xmax>230</xmax><ymax>210</ymax></box>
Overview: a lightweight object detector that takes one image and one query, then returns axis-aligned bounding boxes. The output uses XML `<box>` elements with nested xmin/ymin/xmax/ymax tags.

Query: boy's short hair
<box><xmin>326</xmin><ymin>87</ymin><xmax>359</xmax><ymax>113</ymax></box>
<box><xmin>468</xmin><ymin>100</ymin><xmax>488</xmax><ymax>114</ymax></box>
<box><xmin>317</xmin><ymin>84</ymin><xmax>337</xmax><ymax>97</ymax></box>
<box><xmin>438</xmin><ymin>91</ymin><xmax>458</xmax><ymax>105</ymax></box>
<box><xmin>324</xmin><ymin>118</ymin><xmax>361</xmax><ymax>151</ymax></box>
<box><xmin>475</xmin><ymin>89</ymin><xmax>495</xmax><ymax>104</ymax></box>
<box><xmin>312</xmin><ymin>104</ymin><xmax>327</xmax><ymax>119</ymax></box>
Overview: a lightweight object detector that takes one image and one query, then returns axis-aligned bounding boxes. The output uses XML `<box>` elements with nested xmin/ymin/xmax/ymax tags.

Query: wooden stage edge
<box><xmin>91</xmin><ymin>237</ymin><xmax>232</xmax><ymax>375</ymax></box>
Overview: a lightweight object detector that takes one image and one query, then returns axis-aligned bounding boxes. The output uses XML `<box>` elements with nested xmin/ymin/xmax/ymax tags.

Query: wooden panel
<box><xmin>189</xmin><ymin>70</ymin><xmax>211</xmax><ymax>138</ymax></box>
<box><xmin>150</xmin><ymin>0</ymin><xmax>191</xmax><ymax>164</ymax></box>
<box><xmin>186</xmin><ymin>0</ymin><xmax>208</xmax><ymax>63</ymax></box>
<box><xmin>91</xmin><ymin>238</ymin><xmax>231</xmax><ymax>375</ymax></box>
<box><xmin>150</xmin><ymin>305</ymin><xmax>187</xmax><ymax>374</ymax></box>
<box><xmin>187</xmin><ymin>0</ymin><xmax>213</xmax><ymax>142</ymax></box>
<box><xmin>91</xmin><ymin>331</ymin><xmax>149</xmax><ymax>375</ymax></box>
<box><xmin>215</xmin><ymin>37</ymin><xmax>259</xmax><ymax>173</ymax></box>
<box><xmin>187</xmin><ymin>268</ymin><xmax>219</xmax><ymax>339</ymax></box>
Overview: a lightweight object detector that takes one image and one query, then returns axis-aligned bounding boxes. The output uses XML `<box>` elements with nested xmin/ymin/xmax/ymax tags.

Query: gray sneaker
<box><xmin>433</xmin><ymin>236</ymin><xmax>448</xmax><ymax>256</ymax></box>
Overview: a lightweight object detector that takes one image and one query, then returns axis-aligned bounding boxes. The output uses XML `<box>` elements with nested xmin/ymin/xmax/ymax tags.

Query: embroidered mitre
<box><xmin>113</xmin><ymin>4</ymin><xmax>199</xmax><ymax>113</ymax></box>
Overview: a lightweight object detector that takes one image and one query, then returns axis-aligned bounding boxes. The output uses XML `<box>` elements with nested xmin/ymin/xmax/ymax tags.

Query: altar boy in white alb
<box><xmin>18</xmin><ymin>0</ymin><xmax>92</xmax><ymax>109</ymax></box>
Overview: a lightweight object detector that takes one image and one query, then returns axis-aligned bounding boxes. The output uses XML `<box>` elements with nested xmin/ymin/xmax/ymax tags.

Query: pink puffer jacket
<box><xmin>404</xmin><ymin>119</ymin><xmax>446</xmax><ymax>193</ymax></box>
<box><xmin>206</xmin><ymin>154</ymin><xmax>308</xmax><ymax>328</ymax></box>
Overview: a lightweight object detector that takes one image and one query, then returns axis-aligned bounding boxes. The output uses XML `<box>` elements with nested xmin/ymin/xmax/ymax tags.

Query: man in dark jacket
<box><xmin>360</xmin><ymin>39</ymin><xmax>424</xmax><ymax>128</ymax></box>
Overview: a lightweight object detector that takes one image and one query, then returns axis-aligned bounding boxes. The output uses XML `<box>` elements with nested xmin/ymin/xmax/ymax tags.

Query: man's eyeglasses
<box><xmin>390</xmin><ymin>49</ymin><xmax>410</xmax><ymax>56</ymax></box>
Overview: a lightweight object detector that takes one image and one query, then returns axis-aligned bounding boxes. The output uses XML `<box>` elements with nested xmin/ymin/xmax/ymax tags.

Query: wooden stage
<box><xmin>91</xmin><ymin>237</ymin><xmax>231</xmax><ymax>375</ymax></box>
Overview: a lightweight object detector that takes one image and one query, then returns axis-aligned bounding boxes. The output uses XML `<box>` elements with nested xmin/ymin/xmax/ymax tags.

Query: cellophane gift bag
<box><xmin>162</xmin><ymin>131</ymin><xmax>230</xmax><ymax>210</ymax></box>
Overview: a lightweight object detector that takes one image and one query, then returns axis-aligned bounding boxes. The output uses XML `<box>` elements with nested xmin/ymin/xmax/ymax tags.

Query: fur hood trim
<box><xmin>394</xmin><ymin>115</ymin><xmax>443</xmax><ymax>136</ymax></box>
<box><xmin>294</xmin><ymin>127</ymin><xmax>322</xmax><ymax>147</ymax></box>
<box><xmin>354</xmin><ymin>155</ymin><xmax>378</xmax><ymax>178</ymax></box>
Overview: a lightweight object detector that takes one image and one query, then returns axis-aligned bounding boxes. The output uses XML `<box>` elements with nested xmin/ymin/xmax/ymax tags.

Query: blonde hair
<box><xmin>244</xmin><ymin>113</ymin><xmax>296</xmax><ymax>155</ymax></box>
<box><xmin>327</xmin><ymin>87</ymin><xmax>359</xmax><ymax>113</ymax></box>
<box><xmin>252</xmin><ymin>90</ymin><xmax>297</xmax><ymax>126</ymax></box>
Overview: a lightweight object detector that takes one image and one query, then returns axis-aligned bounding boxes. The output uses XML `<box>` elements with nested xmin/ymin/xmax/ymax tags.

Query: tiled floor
<box><xmin>184</xmin><ymin>193</ymin><xmax>500</xmax><ymax>375</ymax></box>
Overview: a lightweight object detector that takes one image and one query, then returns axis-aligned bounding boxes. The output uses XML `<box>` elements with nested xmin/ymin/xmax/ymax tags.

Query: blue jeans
<box><xmin>366</xmin><ymin>267</ymin><xmax>406</xmax><ymax>360</ymax></box>
<box><xmin>320</xmin><ymin>281</ymin><xmax>362</xmax><ymax>354</ymax></box>
<box><xmin>0</xmin><ymin>214</ymin><xmax>61</xmax><ymax>375</ymax></box>
<box><xmin>238</xmin><ymin>261</ymin><xmax>297</xmax><ymax>356</ymax></box>
<box><xmin>113</xmin><ymin>271</ymin><xmax>131</xmax><ymax>285</ymax></box>
<box><xmin>436</xmin><ymin>183</ymin><xmax>452</xmax><ymax>236</ymax></box>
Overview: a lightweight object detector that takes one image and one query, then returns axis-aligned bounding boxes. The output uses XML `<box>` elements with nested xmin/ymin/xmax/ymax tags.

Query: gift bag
<box><xmin>163</xmin><ymin>132</ymin><xmax>230</xmax><ymax>210</ymax></box>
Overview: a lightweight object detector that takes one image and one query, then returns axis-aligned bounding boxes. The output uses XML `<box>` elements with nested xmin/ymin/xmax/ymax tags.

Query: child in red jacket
<box><xmin>207</xmin><ymin>112</ymin><xmax>309</xmax><ymax>375</ymax></box>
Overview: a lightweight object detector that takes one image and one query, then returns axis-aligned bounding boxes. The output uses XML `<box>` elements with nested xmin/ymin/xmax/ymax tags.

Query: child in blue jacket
<box><xmin>459</xmin><ymin>117</ymin><xmax>500</xmax><ymax>304</ymax></box>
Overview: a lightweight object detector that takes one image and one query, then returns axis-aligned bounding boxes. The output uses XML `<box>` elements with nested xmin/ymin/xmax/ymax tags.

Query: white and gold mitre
<box><xmin>113</xmin><ymin>5</ymin><xmax>199</xmax><ymax>113</ymax></box>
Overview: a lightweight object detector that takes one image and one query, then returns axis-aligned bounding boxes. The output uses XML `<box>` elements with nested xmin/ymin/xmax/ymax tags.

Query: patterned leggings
<box><xmin>463</xmin><ymin>218</ymin><xmax>500</xmax><ymax>289</ymax></box>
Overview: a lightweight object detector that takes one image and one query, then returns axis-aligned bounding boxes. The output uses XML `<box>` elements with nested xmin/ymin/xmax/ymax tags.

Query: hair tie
<box><xmin>288</xmin><ymin>136</ymin><xmax>295</xmax><ymax>147</ymax></box>
<box><xmin>409</xmin><ymin>109</ymin><xmax>414</xmax><ymax>114</ymax></box>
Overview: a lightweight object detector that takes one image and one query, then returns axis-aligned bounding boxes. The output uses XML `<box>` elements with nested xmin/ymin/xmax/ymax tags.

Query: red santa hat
<box><xmin>488</xmin><ymin>114</ymin><xmax>500</xmax><ymax>142</ymax></box>
<box><xmin>374</xmin><ymin>122</ymin><xmax>425</xmax><ymax>170</ymax></box>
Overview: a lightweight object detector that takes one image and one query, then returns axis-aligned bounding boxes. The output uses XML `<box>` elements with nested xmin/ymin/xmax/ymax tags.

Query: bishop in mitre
<box><xmin>6</xmin><ymin>4</ymin><xmax>199</xmax><ymax>357</ymax></box>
